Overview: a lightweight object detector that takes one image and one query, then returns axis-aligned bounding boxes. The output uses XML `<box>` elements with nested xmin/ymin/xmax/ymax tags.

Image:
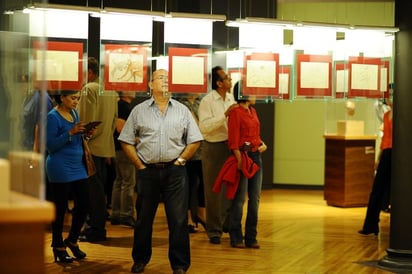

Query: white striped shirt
<box><xmin>118</xmin><ymin>97</ymin><xmax>203</xmax><ymax>164</ymax></box>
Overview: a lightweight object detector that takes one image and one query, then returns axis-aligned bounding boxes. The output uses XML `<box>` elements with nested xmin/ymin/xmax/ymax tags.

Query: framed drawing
<box><xmin>104</xmin><ymin>44</ymin><xmax>148</xmax><ymax>92</ymax></box>
<box><xmin>242</xmin><ymin>52</ymin><xmax>279</xmax><ymax>97</ymax></box>
<box><xmin>278</xmin><ymin>65</ymin><xmax>291</xmax><ymax>100</ymax></box>
<box><xmin>296</xmin><ymin>54</ymin><xmax>332</xmax><ymax>97</ymax></box>
<box><xmin>32</xmin><ymin>40</ymin><xmax>83</xmax><ymax>90</ymax></box>
<box><xmin>228</xmin><ymin>68</ymin><xmax>242</xmax><ymax>94</ymax></box>
<box><xmin>335</xmin><ymin>62</ymin><xmax>349</xmax><ymax>99</ymax></box>
<box><xmin>348</xmin><ymin>56</ymin><xmax>381</xmax><ymax>98</ymax></box>
<box><xmin>168</xmin><ymin>47</ymin><xmax>208</xmax><ymax>94</ymax></box>
<box><xmin>380</xmin><ymin>58</ymin><xmax>390</xmax><ymax>99</ymax></box>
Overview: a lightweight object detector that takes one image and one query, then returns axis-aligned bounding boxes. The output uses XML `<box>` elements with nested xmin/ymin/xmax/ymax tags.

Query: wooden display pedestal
<box><xmin>0</xmin><ymin>192</ymin><xmax>54</xmax><ymax>273</ymax></box>
<box><xmin>323</xmin><ymin>135</ymin><xmax>376</xmax><ymax>207</ymax></box>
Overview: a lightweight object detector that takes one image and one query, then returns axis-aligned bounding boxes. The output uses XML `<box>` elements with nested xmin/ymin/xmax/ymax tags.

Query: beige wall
<box><xmin>273</xmin><ymin>1</ymin><xmax>394</xmax><ymax>186</ymax></box>
<box><xmin>277</xmin><ymin>1</ymin><xmax>394</xmax><ymax>27</ymax></box>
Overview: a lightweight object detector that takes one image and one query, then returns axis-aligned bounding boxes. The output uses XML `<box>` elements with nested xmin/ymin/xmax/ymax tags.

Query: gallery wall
<box><xmin>273</xmin><ymin>1</ymin><xmax>394</xmax><ymax>187</ymax></box>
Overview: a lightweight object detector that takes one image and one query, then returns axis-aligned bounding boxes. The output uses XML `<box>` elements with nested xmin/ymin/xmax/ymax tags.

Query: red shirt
<box><xmin>380</xmin><ymin>111</ymin><xmax>392</xmax><ymax>150</ymax></box>
<box><xmin>228</xmin><ymin>105</ymin><xmax>262</xmax><ymax>151</ymax></box>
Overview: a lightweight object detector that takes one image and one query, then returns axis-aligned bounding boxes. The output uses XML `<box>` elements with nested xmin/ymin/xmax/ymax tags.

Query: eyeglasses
<box><xmin>152</xmin><ymin>75</ymin><xmax>168</xmax><ymax>82</ymax></box>
<box><xmin>219</xmin><ymin>75</ymin><xmax>231</xmax><ymax>82</ymax></box>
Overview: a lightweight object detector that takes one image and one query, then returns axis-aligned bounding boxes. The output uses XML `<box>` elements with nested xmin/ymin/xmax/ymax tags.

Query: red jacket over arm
<box><xmin>212</xmin><ymin>152</ymin><xmax>260</xmax><ymax>199</ymax></box>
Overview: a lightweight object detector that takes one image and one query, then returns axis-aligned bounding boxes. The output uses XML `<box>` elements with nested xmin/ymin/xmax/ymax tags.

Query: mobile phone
<box><xmin>84</xmin><ymin>121</ymin><xmax>102</xmax><ymax>132</ymax></box>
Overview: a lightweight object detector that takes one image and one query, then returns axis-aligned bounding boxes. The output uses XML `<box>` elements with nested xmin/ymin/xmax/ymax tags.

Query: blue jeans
<box><xmin>229</xmin><ymin>151</ymin><xmax>263</xmax><ymax>246</ymax></box>
<box><xmin>132</xmin><ymin>164</ymin><xmax>190</xmax><ymax>271</ymax></box>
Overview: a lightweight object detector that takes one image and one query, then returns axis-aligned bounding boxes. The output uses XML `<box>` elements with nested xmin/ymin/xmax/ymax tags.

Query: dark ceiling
<box><xmin>2</xmin><ymin>0</ymin><xmax>277</xmax><ymax>21</ymax></box>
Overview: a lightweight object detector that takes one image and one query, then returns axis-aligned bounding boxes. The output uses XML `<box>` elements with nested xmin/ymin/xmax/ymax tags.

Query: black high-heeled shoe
<box><xmin>188</xmin><ymin>224</ymin><xmax>198</xmax><ymax>233</ymax></box>
<box><xmin>53</xmin><ymin>248</ymin><xmax>74</xmax><ymax>263</ymax></box>
<box><xmin>358</xmin><ymin>229</ymin><xmax>378</xmax><ymax>236</ymax></box>
<box><xmin>64</xmin><ymin>239</ymin><xmax>87</xmax><ymax>259</ymax></box>
<box><xmin>193</xmin><ymin>216</ymin><xmax>206</xmax><ymax>230</ymax></box>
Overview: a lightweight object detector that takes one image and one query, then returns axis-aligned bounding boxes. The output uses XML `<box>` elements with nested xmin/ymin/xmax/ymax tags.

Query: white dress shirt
<box><xmin>198</xmin><ymin>90</ymin><xmax>236</xmax><ymax>142</ymax></box>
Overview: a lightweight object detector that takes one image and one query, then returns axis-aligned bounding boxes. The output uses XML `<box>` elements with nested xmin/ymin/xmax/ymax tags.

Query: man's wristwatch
<box><xmin>177</xmin><ymin>157</ymin><xmax>187</xmax><ymax>166</ymax></box>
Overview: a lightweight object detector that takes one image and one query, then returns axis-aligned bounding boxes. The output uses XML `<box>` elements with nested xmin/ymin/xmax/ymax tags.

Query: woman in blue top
<box><xmin>46</xmin><ymin>90</ymin><xmax>93</xmax><ymax>263</ymax></box>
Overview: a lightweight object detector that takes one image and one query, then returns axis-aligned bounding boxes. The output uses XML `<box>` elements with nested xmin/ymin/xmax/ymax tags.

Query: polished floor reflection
<box><xmin>44</xmin><ymin>188</ymin><xmax>392</xmax><ymax>274</ymax></box>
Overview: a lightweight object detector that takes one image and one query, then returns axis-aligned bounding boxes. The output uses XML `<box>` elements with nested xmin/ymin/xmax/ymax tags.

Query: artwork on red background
<box><xmin>278</xmin><ymin>65</ymin><xmax>291</xmax><ymax>100</ymax></box>
<box><xmin>380</xmin><ymin>59</ymin><xmax>390</xmax><ymax>99</ymax></box>
<box><xmin>168</xmin><ymin>47</ymin><xmax>208</xmax><ymax>94</ymax></box>
<box><xmin>32</xmin><ymin>40</ymin><xmax>83</xmax><ymax>90</ymax></box>
<box><xmin>104</xmin><ymin>44</ymin><xmax>148</xmax><ymax>91</ymax></box>
<box><xmin>348</xmin><ymin>56</ymin><xmax>382</xmax><ymax>98</ymax></box>
<box><xmin>242</xmin><ymin>52</ymin><xmax>279</xmax><ymax>96</ymax></box>
<box><xmin>334</xmin><ymin>62</ymin><xmax>349</xmax><ymax>99</ymax></box>
<box><xmin>296</xmin><ymin>54</ymin><xmax>332</xmax><ymax>97</ymax></box>
<box><xmin>228</xmin><ymin>68</ymin><xmax>242</xmax><ymax>94</ymax></box>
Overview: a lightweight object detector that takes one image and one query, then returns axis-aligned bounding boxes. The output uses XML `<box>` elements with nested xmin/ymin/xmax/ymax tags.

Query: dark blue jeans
<box><xmin>132</xmin><ymin>164</ymin><xmax>190</xmax><ymax>271</ymax></box>
<box><xmin>229</xmin><ymin>151</ymin><xmax>263</xmax><ymax>246</ymax></box>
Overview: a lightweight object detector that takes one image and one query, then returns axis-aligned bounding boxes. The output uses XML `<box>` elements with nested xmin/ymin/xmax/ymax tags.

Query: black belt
<box><xmin>206</xmin><ymin>140</ymin><xmax>228</xmax><ymax>144</ymax></box>
<box><xmin>144</xmin><ymin>159</ymin><xmax>176</xmax><ymax>169</ymax></box>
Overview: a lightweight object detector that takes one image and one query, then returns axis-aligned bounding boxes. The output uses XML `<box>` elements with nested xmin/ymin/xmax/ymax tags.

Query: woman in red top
<box><xmin>227</xmin><ymin>81</ymin><xmax>267</xmax><ymax>248</ymax></box>
<box><xmin>359</xmin><ymin>98</ymin><xmax>393</xmax><ymax>235</ymax></box>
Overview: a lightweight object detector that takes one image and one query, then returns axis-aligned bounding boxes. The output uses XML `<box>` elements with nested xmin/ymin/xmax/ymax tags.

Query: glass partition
<box><xmin>223</xmin><ymin>19</ymin><xmax>396</xmax><ymax>104</ymax></box>
<box><xmin>100</xmin><ymin>11</ymin><xmax>155</xmax><ymax>101</ymax></box>
<box><xmin>0</xmin><ymin>3</ymin><xmax>91</xmax><ymax>199</ymax></box>
<box><xmin>162</xmin><ymin>15</ymin><xmax>216</xmax><ymax>101</ymax></box>
<box><xmin>0</xmin><ymin>4</ymin><xmax>397</xmax><ymax>201</ymax></box>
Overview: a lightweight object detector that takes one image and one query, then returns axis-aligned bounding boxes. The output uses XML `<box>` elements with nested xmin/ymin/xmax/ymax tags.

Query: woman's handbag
<box><xmin>82</xmin><ymin>136</ymin><xmax>96</xmax><ymax>177</ymax></box>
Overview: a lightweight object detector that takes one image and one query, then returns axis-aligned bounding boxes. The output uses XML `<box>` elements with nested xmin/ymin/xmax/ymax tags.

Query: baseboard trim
<box><xmin>271</xmin><ymin>184</ymin><xmax>324</xmax><ymax>190</ymax></box>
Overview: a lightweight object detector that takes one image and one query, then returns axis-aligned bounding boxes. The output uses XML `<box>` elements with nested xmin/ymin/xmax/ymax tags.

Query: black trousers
<box><xmin>361</xmin><ymin>148</ymin><xmax>392</xmax><ymax>233</ymax></box>
<box><xmin>84</xmin><ymin>156</ymin><xmax>107</xmax><ymax>236</ymax></box>
<box><xmin>50</xmin><ymin>178</ymin><xmax>89</xmax><ymax>247</ymax></box>
<box><xmin>186</xmin><ymin>159</ymin><xmax>205</xmax><ymax>221</ymax></box>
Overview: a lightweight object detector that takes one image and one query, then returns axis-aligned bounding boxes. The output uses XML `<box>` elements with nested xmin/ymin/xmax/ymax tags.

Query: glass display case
<box><xmin>1</xmin><ymin>4</ymin><xmax>55</xmax><ymax>273</ymax></box>
<box><xmin>1</xmin><ymin>10</ymin><xmax>49</xmax><ymax>200</ymax></box>
<box><xmin>324</xmin><ymin>99</ymin><xmax>381</xmax><ymax>137</ymax></box>
<box><xmin>322</xmin><ymin>98</ymin><xmax>380</xmax><ymax>207</ymax></box>
<box><xmin>0</xmin><ymin>2</ymin><xmax>96</xmax><ymax>199</ymax></box>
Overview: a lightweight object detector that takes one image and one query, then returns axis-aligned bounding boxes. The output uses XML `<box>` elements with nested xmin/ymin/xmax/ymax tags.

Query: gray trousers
<box><xmin>111</xmin><ymin>150</ymin><xmax>136</xmax><ymax>220</ymax></box>
<box><xmin>201</xmin><ymin>141</ymin><xmax>232</xmax><ymax>239</ymax></box>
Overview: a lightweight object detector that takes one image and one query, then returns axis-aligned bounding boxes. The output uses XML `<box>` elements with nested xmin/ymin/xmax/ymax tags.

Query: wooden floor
<box><xmin>44</xmin><ymin>188</ymin><xmax>394</xmax><ymax>274</ymax></box>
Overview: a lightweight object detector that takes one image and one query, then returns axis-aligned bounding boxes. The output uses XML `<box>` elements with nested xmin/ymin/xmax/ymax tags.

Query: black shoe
<box><xmin>209</xmin><ymin>237</ymin><xmax>221</xmax><ymax>244</ymax></box>
<box><xmin>231</xmin><ymin>243</ymin><xmax>244</xmax><ymax>248</ymax></box>
<box><xmin>111</xmin><ymin>218</ymin><xmax>121</xmax><ymax>225</ymax></box>
<box><xmin>358</xmin><ymin>229</ymin><xmax>378</xmax><ymax>236</ymax></box>
<box><xmin>173</xmin><ymin>269</ymin><xmax>186</xmax><ymax>274</ymax></box>
<box><xmin>188</xmin><ymin>224</ymin><xmax>198</xmax><ymax>233</ymax></box>
<box><xmin>131</xmin><ymin>262</ymin><xmax>146</xmax><ymax>273</ymax></box>
<box><xmin>63</xmin><ymin>239</ymin><xmax>86</xmax><ymax>259</ymax></box>
<box><xmin>52</xmin><ymin>248</ymin><xmax>74</xmax><ymax>263</ymax></box>
<box><xmin>193</xmin><ymin>215</ymin><xmax>206</xmax><ymax>230</ymax></box>
<box><xmin>245</xmin><ymin>243</ymin><xmax>260</xmax><ymax>249</ymax></box>
<box><xmin>79</xmin><ymin>233</ymin><xmax>107</xmax><ymax>242</ymax></box>
<box><xmin>120</xmin><ymin>218</ymin><xmax>135</xmax><ymax>227</ymax></box>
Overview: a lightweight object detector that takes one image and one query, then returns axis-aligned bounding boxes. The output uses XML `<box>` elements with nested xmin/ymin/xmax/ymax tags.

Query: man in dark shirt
<box><xmin>111</xmin><ymin>91</ymin><xmax>137</xmax><ymax>227</ymax></box>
